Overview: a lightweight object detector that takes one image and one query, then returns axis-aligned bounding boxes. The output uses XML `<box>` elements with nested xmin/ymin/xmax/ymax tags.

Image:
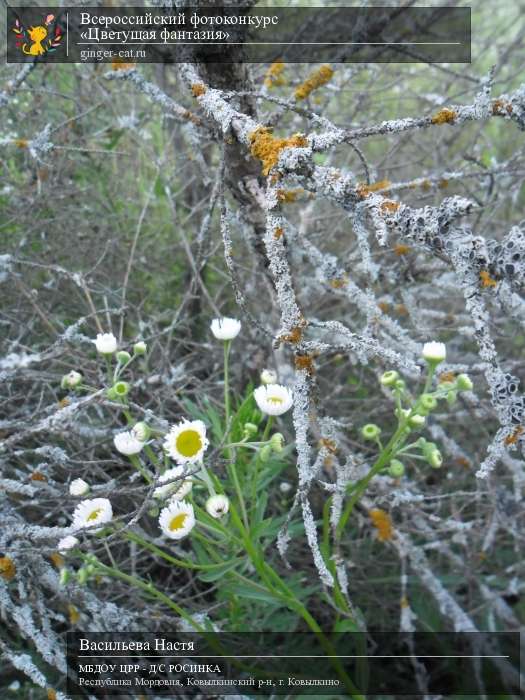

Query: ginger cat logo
<box><xmin>12</xmin><ymin>14</ymin><xmax>63</xmax><ymax>57</ymax></box>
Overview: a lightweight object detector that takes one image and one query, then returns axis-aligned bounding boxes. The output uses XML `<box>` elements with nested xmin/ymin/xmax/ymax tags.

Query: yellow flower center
<box><xmin>268</xmin><ymin>396</ymin><xmax>283</xmax><ymax>404</ymax></box>
<box><xmin>87</xmin><ymin>508</ymin><xmax>102</xmax><ymax>522</ymax></box>
<box><xmin>169</xmin><ymin>513</ymin><xmax>188</xmax><ymax>531</ymax></box>
<box><xmin>175</xmin><ymin>429</ymin><xmax>202</xmax><ymax>458</ymax></box>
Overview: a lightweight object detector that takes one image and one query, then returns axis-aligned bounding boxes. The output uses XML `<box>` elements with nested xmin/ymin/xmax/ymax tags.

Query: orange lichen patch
<box><xmin>68</xmin><ymin>603</ymin><xmax>80</xmax><ymax>625</ymax></box>
<box><xmin>369</xmin><ymin>509</ymin><xmax>394</xmax><ymax>542</ymax></box>
<box><xmin>400</xmin><ymin>596</ymin><xmax>410</xmax><ymax>609</ymax></box>
<box><xmin>13</xmin><ymin>138</ymin><xmax>28</xmax><ymax>148</ymax></box>
<box><xmin>455</xmin><ymin>456</ymin><xmax>471</xmax><ymax>469</ymax></box>
<box><xmin>294</xmin><ymin>354</ymin><xmax>316</xmax><ymax>374</ymax></box>
<box><xmin>431</xmin><ymin>107</ymin><xmax>457</xmax><ymax>125</ymax></box>
<box><xmin>492</xmin><ymin>99</ymin><xmax>513</xmax><ymax>116</ymax></box>
<box><xmin>420</xmin><ymin>178</ymin><xmax>432</xmax><ymax>191</ymax></box>
<box><xmin>438</xmin><ymin>371</ymin><xmax>456</xmax><ymax>384</ymax></box>
<box><xmin>182</xmin><ymin>109</ymin><xmax>201</xmax><ymax>126</ymax></box>
<box><xmin>30</xmin><ymin>471</ymin><xmax>47</xmax><ymax>482</ymax></box>
<box><xmin>357</xmin><ymin>179</ymin><xmax>391</xmax><ymax>198</ymax></box>
<box><xmin>277</xmin><ymin>188</ymin><xmax>301</xmax><ymax>203</ymax></box>
<box><xmin>504</xmin><ymin>426</ymin><xmax>524</xmax><ymax>446</ymax></box>
<box><xmin>323</xmin><ymin>455</ymin><xmax>334</xmax><ymax>468</ymax></box>
<box><xmin>319</xmin><ymin>437</ymin><xmax>337</xmax><ymax>454</ymax></box>
<box><xmin>273</xmin><ymin>227</ymin><xmax>284</xmax><ymax>240</ymax></box>
<box><xmin>377</xmin><ymin>301</ymin><xmax>390</xmax><ymax>313</ymax></box>
<box><xmin>480</xmin><ymin>270</ymin><xmax>497</xmax><ymax>288</ymax></box>
<box><xmin>264</xmin><ymin>61</ymin><xmax>286</xmax><ymax>89</ymax></box>
<box><xmin>270</xmin><ymin>172</ymin><xmax>282</xmax><ymax>185</ymax></box>
<box><xmin>280</xmin><ymin>322</ymin><xmax>306</xmax><ymax>345</ymax></box>
<box><xmin>50</xmin><ymin>552</ymin><xmax>65</xmax><ymax>569</ymax></box>
<box><xmin>0</xmin><ymin>557</ymin><xmax>16</xmax><ymax>581</ymax></box>
<box><xmin>191</xmin><ymin>83</ymin><xmax>206</xmax><ymax>97</ymax></box>
<box><xmin>249</xmin><ymin>127</ymin><xmax>308</xmax><ymax>176</ymax></box>
<box><xmin>58</xmin><ymin>397</ymin><xmax>70</xmax><ymax>408</ymax></box>
<box><xmin>380</xmin><ymin>199</ymin><xmax>400</xmax><ymax>214</ymax></box>
<box><xmin>111</xmin><ymin>59</ymin><xmax>136</xmax><ymax>71</ymax></box>
<box><xmin>438</xmin><ymin>178</ymin><xmax>449</xmax><ymax>189</ymax></box>
<box><xmin>294</xmin><ymin>64</ymin><xmax>334</xmax><ymax>101</ymax></box>
<box><xmin>394</xmin><ymin>244</ymin><xmax>411</xmax><ymax>256</ymax></box>
<box><xmin>47</xmin><ymin>689</ymin><xmax>57</xmax><ymax>700</ymax></box>
<box><xmin>330</xmin><ymin>276</ymin><xmax>348</xmax><ymax>289</ymax></box>
<box><xmin>395</xmin><ymin>304</ymin><xmax>408</xmax><ymax>316</ymax></box>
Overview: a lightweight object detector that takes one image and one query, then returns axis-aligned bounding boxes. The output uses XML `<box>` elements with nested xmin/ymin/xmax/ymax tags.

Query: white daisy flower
<box><xmin>58</xmin><ymin>535</ymin><xmax>79</xmax><ymax>552</ymax></box>
<box><xmin>254</xmin><ymin>384</ymin><xmax>293</xmax><ymax>416</ymax></box>
<box><xmin>72</xmin><ymin>498</ymin><xmax>113</xmax><ymax>531</ymax></box>
<box><xmin>205</xmin><ymin>494</ymin><xmax>230</xmax><ymax>519</ymax></box>
<box><xmin>114</xmin><ymin>430</ymin><xmax>144</xmax><ymax>455</ymax></box>
<box><xmin>422</xmin><ymin>341</ymin><xmax>446</xmax><ymax>364</ymax></box>
<box><xmin>159</xmin><ymin>500</ymin><xmax>195</xmax><ymax>540</ymax></box>
<box><xmin>261</xmin><ymin>368</ymin><xmax>277</xmax><ymax>385</ymax></box>
<box><xmin>154</xmin><ymin>466</ymin><xmax>193</xmax><ymax>501</ymax></box>
<box><xmin>94</xmin><ymin>332</ymin><xmax>117</xmax><ymax>354</ymax></box>
<box><xmin>210</xmin><ymin>317</ymin><xmax>241</xmax><ymax>340</ymax></box>
<box><xmin>163</xmin><ymin>419</ymin><xmax>208</xmax><ymax>464</ymax></box>
<box><xmin>69</xmin><ymin>478</ymin><xmax>89</xmax><ymax>497</ymax></box>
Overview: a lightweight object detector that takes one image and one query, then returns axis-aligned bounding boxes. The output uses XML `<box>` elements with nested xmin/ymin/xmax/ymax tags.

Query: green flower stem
<box><xmin>104</xmin><ymin>355</ymin><xmax>113</xmax><ymax>384</ymax></box>
<box><xmin>261</xmin><ymin>415</ymin><xmax>274</xmax><ymax>442</ymax></box>
<box><xmin>223</xmin><ymin>339</ymin><xmax>232</xmax><ymax>429</ymax></box>
<box><xmin>129</xmin><ymin>454</ymin><xmax>153</xmax><ymax>484</ymax></box>
<box><xmin>336</xmin><ymin>417</ymin><xmax>410</xmax><ymax>540</ymax></box>
<box><xmin>228</xmin><ymin>459</ymin><xmax>249</xmax><ymax>529</ymax></box>
<box><xmin>221</xmin><ymin>339</ymin><xmax>248</xmax><ymax>529</ymax></box>
<box><xmin>336</xmin><ymin>366</ymin><xmax>439</xmax><ymax>540</ymax></box>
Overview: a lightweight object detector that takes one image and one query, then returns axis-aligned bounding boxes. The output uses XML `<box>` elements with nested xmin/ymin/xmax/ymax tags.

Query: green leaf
<box><xmin>197</xmin><ymin>559</ymin><xmax>239</xmax><ymax>582</ymax></box>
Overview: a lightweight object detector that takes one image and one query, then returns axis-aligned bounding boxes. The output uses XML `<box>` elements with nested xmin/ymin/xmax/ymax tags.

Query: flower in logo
<box><xmin>13</xmin><ymin>13</ymin><xmax>63</xmax><ymax>57</ymax></box>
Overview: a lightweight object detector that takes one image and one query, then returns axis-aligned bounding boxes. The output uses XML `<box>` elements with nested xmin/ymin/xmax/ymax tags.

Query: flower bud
<box><xmin>279</xmin><ymin>482</ymin><xmax>292</xmax><ymax>493</ymax></box>
<box><xmin>380</xmin><ymin>370</ymin><xmax>399</xmax><ymax>387</ymax></box>
<box><xmin>116</xmin><ymin>350</ymin><xmax>131</xmax><ymax>364</ymax></box>
<box><xmin>446</xmin><ymin>390</ymin><xmax>457</xmax><ymax>406</ymax></box>
<box><xmin>409</xmin><ymin>413</ymin><xmax>426</xmax><ymax>428</ymax></box>
<box><xmin>243</xmin><ymin>422</ymin><xmax>258</xmax><ymax>439</ymax></box>
<box><xmin>456</xmin><ymin>373</ymin><xmax>473</xmax><ymax>392</ymax></box>
<box><xmin>361</xmin><ymin>423</ymin><xmax>381</xmax><ymax>441</ymax></box>
<box><xmin>270</xmin><ymin>432</ymin><xmax>284</xmax><ymax>453</ymax></box>
<box><xmin>259</xmin><ymin>444</ymin><xmax>272</xmax><ymax>462</ymax></box>
<box><xmin>394</xmin><ymin>379</ymin><xmax>406</xmax><ymax>391</ymax></box>
<box><xmin>69</xmin><ymin>478</ymin><xmax>89</xmax><ymax>497</ymax></box>
<box><xmin>77</xmin><ymin>568</ymin><xmax>88</xmax><ymax>585</ymax></box>
<box><xmin>420</xmin><ymin>394</ymin><xmax>437</xmax><ymax>412</ymax></box>
<box><xmin>132</xmin><ymin>422</ymin><xmax>150</xmax><ymax>442</ymax></box>
<box><xmin>112</xmin><ymin>381</ymin><xmax>130</xmax><ymax>398</ymax></box>
<box><xmin>147</xmin><ymin>506</ymin><xmax>160</xmax><ymax>518</ymax></box>
<box><xmin>206</xmin><ymin>494</ymin><xmax>230</xmax><ymax>519</ymax></box>
<box><xmin>62</xmin><ymin>370</ymin><xmax>82</xmax><ymax>389</ymax></box>
<box><xmin>261</xmin><ymin>368</ymin><xmax>277</xmax><ymax>385</ymax></box>
<box><xmin>423</xmin><ymin>442</ymin><xmax>443</xmax><ymax>468</ymax></box>
<box><xmin>388</xmin><ymin>459</ymin><xmax>405</xmax><ymax>478</ymax></box>
<box><xmin>133</xmin><ymin>340</ymin><xmax>147</xmax><ymax>355</ymax></box>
